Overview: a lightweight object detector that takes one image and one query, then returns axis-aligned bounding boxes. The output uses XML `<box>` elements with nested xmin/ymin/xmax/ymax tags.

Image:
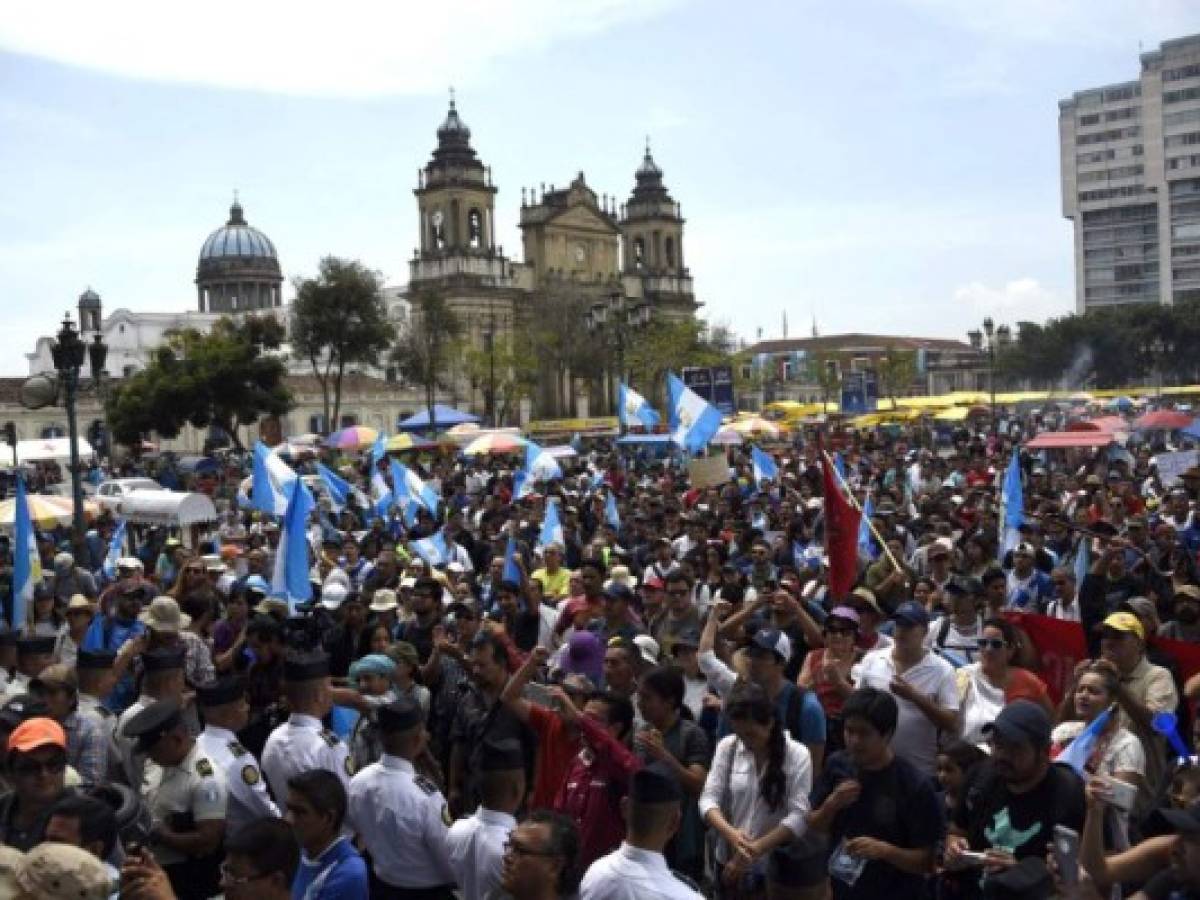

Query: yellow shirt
<box><xmin>531</xmin><ymin>567</ymin><xmax>571</xmax><ymax>599</ymax></box>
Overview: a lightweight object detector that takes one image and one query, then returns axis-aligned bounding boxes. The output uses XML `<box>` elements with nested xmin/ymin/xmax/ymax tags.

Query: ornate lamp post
<box><xmin>1139</xmin><ymin>336</ymin><xmax>1175</xmax><ymax>400</ymax></box>
<box><xmin>585</xmin><ymin>291</ymin><xmax>651</xmax><ymax>418</ymax></box>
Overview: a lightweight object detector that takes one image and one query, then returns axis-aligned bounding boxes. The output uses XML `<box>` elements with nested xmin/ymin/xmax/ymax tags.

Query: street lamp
<box><xmin>1139</xmin><ymin>336</ymin><xmax>1175</xmax><ymax>400</ymax></box>
<box><xmin>981</xmin><ymin>317</ymin><xmax>998</xmax><ymax>433</ymax></box>
<box><xmin>585</xmin><ymin>291</ymin><xmax>651</xmax><ymax>419</ymax></box>
<box><xmin>48</xmin><ymin>312</ymin><xmax>108</xmax><ymax>554</ymax></box>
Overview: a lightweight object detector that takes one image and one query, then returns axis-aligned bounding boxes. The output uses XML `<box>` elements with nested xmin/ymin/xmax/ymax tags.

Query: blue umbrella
<box><xmin>396</xmin><ymin>405</ymin><xmax>480</xmax><ymax>432</ymax></box>
<box><xmin>1105</xmin><ymin>396</ymin><xmax>1133</xmax><ymax>412</ymax></box>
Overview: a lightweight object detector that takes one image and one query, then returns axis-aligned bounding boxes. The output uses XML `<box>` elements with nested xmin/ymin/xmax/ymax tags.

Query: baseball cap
<box><xmin>750</xmin><ymin>628</ymin><xmax>791</xmax><ymax>661</ymax></box>
<box><xmin>7</xmin><ymin>717</ymin><xmax>67</xmax><ymax>754</ymax></box>
<box><xmin>826</xmin><ymin>606</ymin><xmax>861</xmax><ymax>628</ymax></box>
<box><xmin>892</xmin><ymin>600</ymin><xmax>930</xmax><ymax>628</ymax></box>
<box><xmin>632</xmin><ymin>634</ymin><xmax>660</xmax><ymax>666</ymax></box>
<box><xmin>1100</xmin><ymin>611</ymin><xmax>1144</xmax><ymax>641</ymax></box>
<box><xmin>982</xmin><ymin>699</ymin><xmax>1051</xmax><ymax>748</ymax></box>
<box><xmin>1013</xmin><ymin>542</ymin><xmax>1036</xmax><ymax>556</ymax></box>
<box><xmin>30</xmin><ymin>664</ymin><xmax>77</xmax><ymax>692</ymax></box>
<box><xmin>849</xmin><ymin>586</ymin><xmax>882</xmax><ymax>615</ymax></box>
<box><xmin>1119</xmin><ymin>597</ymin><xmax>1157</xmax><ymax>623</ymax></box>
<box><xmin>320</xmin><ymin>582</ymin><xmax>349</xmax><ymax>610</ymax></box>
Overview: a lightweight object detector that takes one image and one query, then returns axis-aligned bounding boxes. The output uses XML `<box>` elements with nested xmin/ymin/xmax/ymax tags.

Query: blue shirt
<box><xmin>718</xmin><ymin>681</ymin><xmax>826</xmax><ymax>746</ymax></box>
<box><xmin>292</xmin><ymin>837</ymin><xmax>368</xmax><ymax>900</ymax></box>
<box><xmin>81</xmin><ymin>614</ymin><xmax>146</xmax><ymax>713</ymax></box>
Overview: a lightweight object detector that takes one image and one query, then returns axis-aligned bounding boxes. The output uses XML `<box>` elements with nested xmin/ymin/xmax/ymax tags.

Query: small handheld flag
<box><xmin>525</xmin><ymin>440</ymin><xmax>563</xmax><ymax>482</ymax></box>
<box><xmin>605</xmin><ymin>492</ymin><xmax>621</xmax><ymax>530</ymax></box>
<box><xmin>1055</xmin><ymin>704</ymin><xmax>1115</xmax><ymax>776</ymax></box>
<box><xmin>538</xmin><ymin>499</ymin><xmax>565</xmax><ymax>550</ymax></box>
<box><xmin>999</xmin><ymin>449</ymin><xmax>1024</xmax><ymax>559</ymax></box>
<box><xmin>502</xmin><ymin>535</ymin><xmax>522</xmax><ymax>584</ymax></box>
<box><xmin>667</xmin><ymin>372</ymin><xmax>722</xmax><ymax>454</ymax></box>
<box><xmin>102</xmin><ymin>519</ymin><xmax>128</xmax><ymax>581</ymax></box>
<box><xmin>271</xmin><ymin>477</ymin><xmax>315</xmax><ymax>613</ymax></box>
<box><xmin>751</xmin><ymin>445</ymin><xmax>778</xmax><ymax>484</ymax></box>
<box><xmin>11</xmin><ymin>475</ymin><xmax>39</xmax><ymax>629</ymax></box>
<box><xmin>251</xmin><ymin>441</ymin><xmax>298</xmax><ymax>516</ymax></box>
<box><xmin>858</xmin><ymin>494</ymin><xmax>877</xmax><ymax>559</ymax></box>
<box><xmin>317</xmin><ymin>463</ymin><xmax>352</xmax><ymax>514</ymax></box>
<box><xmin>618</xmin><ymin>382</ymin><xmax>661</xmax><ymax>431</ymax></box>
<box><xmin>412</xmin><ymin>530</ymin><xmax>450</xmax><ymax>567</ymax></box>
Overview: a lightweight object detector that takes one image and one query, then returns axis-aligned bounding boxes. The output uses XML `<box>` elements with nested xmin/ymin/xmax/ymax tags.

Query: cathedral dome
<box><xmin>437</xmin><ymin>99</ymin><xmax>471</xmax><ymax>143</ymax></box>
<box><xmin>198</xmin><ymin>200</ymin><xmax>278</xmax><ymax>262</ymax></box>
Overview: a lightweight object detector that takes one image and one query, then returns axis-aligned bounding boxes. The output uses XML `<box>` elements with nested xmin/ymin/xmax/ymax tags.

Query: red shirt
<box><xmin>527</xmin><ymin>703</ymin><xmax>582</xmax><ymax>810</ymax></box>
<box><xmin>1004</xmin><ymin>667</ymin><xmax>1050</xmax><ymax>705</ymax></box>
<box><xmin>552</xmin><ymin>714</ymin><xmax>641</xmax><ymax>870</ymax></box>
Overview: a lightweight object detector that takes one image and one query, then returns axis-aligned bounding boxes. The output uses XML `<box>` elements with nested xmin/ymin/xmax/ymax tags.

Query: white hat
<box><xmin>324</xmin><ymin>570</ymin><xmax>351</xmax><ymax>591</ymax></box>
<box><xmin>139</xmin><ymin>596</ymin><xmax>191</xmax><ymax>634</ymax></box>
<box><xmin>116</xmin><ymin>556</ymin><xmax>143</xmax><ymax>572</ymax></box>
<box><xmin>320</xmin><ymin>583</ymin><xmax>349</xmax><ymax>610</ymax></box>
<box><xmin>633</xmin><ymin>634</ymin><xmax>660</xmax><ymax>666</ymax></box>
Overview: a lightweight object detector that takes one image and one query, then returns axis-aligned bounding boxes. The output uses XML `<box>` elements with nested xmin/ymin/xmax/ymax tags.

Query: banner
<box><xmin>1007</xmin><ymin>611</ymin><xmax>1200</xmax><ymax>704</ymax></box>
<box><xmin>1155</xmin><ymin>450</ymin><xmax>1198</xmax><ymax>489</ymax></box>
<box><xmin>688</xmin><ymin>456</ymin><xmax>732</xmax><ymax>490</ymax></box>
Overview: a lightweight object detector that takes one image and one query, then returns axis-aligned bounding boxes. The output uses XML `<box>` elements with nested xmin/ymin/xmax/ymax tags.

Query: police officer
<box><xmin>3</xmin><ymin>636</ymin><xmax>56</xmax><ymax>702</ymax></box>
<box><xmin>123</xmin><ymin>698</ymin><xmax>228</xmax><ymax>900</ymax></box>
<box><xmin>445</xmin><ymin>737</ymin><xmax>523</xmax><ymax>900</ymax></box>
<box><xmin>74</xmin><ymin>649</ymin><xmax>117</xmax><ymax>741</ymax></box>
<box><xmin>196</xmin><ymin>674</ymin><xmax>279</xmax><ymax>834</ymax></box>
<box><xmin>347</xmin><ymin>697</ymin><xmax>457</xmax><ymax>899</ymax></box>
<box><xmin>579</xmin><ymin>762</ymin><xmax>702</xmax><ymax>900</ymax></box>
<box><xmin>261</xmin><ymin>650</ymin><xmax>351</xmax><ymax>808</ymax></box>
<box><xmin>110</xmin><ymin>646</ymin><xmax>186</xmax><ymax>787</ymax></box>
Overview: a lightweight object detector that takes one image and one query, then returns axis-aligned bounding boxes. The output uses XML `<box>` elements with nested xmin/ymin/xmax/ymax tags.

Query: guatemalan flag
<box><xmin>999</xmin><ymin>448</ymin><xmax>1024</xmax><ymax>560</ymax></box>
<box><xmin>271</xmin><ymin>477</ymin><xmax>315</xmax><ymax>612</ymax></box>
<box><xmin>370</xmin><ymin>466</ymin><xmax>393</xmax><ymax>519</ymax></box>
<box><xmin>1055</xmin><ymin>704</ymin><xmax>1116</xmax><ymax>775</ymax></box>
<box><xmin>251</xmin><ymin>441</ymin><xmax>298</xmax><ymax>516</ymax></box>
<box><xmin>618</xmin><ymin>382</ymin><xmax>660</xmax><ymax>431</ymax></box>
<box><xmin>538</xmin><ymin>499</ymin><xmax>565</xmax><ymax>550</ymax></box>
<box><xmin>751</xmin><ymin>445</ymin><xmax>778</xmax><ymax>484</ymax></box>
<box><xmin>525</xmin><ymin>440</ymin><xmax>563</xmax><ymax>482</ymax></box>
<box><xmin>395</xmin><ymin>462</ymin><xmax>440</xmax><ymax>517</ymax></box>
<box><xmin>390</xmin><ymin>460</ymin><xmax>423</xmax><ymax>527</ymax></box>
<box><xmin>317</xmin><ymin>463</ymin><xmax>365</xmax><ymax>514</ymax></box>
<box><xmin>412</xmin><ymin>530</ymin><xmax>450</xmax><ymax>567</ymax></box>
<box><xmin>667</xmin><ymin>372</ymin><xmax>722</xmax><ymax>454</ymax></box>
<box><xmin>605</xmin><ymin>492</ymin><xmax>621</xmax><ymax>530</ymax></box>
<box><xmin>502</xmin><ymin>535</ymin><xmax>522</xmax><ymax>583</ymax></box>
<box><xmin>102</xmin><ymin>519</ymin><xmax>128</xmax><ymax>581</ymax></box>
<box><xmin>11</xmin><ymin>475</ymin><xmax>39</xmax><ymax>629</ymax></box>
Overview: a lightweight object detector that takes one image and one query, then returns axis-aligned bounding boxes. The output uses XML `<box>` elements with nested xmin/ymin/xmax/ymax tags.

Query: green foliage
<box><xmin>999</xmin><ymin>299</ymin><xmax>1200</xmax><ymax>389</ymax></box>
<box><xmin>810</xmin><ymin>350</ymin><xmax>841</xmax><ymax>405</ymax></box>
<box><xmin>291</xmin><ymin>257</ymin><xmax>395</xmax><ymax>430</ymax></box>
<box><xmin>106</xmin><ymin>316</ymin><xmax>291</xmax><ymax>450</ymax></box>
<box><xmin>461</xmin><ymin>328</ymin><xmax>539</xmax><ymax>426</ymax></box>
<box><xmin>390</xmin><ymin>292</ymin><xmax>463</xmax><ymax>432</ymax></box>
<box><xmin>877</xmin><ymin>345</ymin><xmax>918</xmax><ymax>408</ymax></box>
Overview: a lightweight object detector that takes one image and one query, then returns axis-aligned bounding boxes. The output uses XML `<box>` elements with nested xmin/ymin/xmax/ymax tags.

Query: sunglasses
<box><xmin>976</xmin><ymin>638</ymin><xmax>1007</xmax><ymax>651</ymax></box>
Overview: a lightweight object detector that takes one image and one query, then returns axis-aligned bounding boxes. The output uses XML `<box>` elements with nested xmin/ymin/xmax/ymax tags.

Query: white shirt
<box><xmin>347</xmin><ymin>753</ymin><xmax>456</xmax><ymax>888</ymax></box>
<box><xmin>445</xmin><ymin>806</ymin><xmax>515</xmax><ymax>900</ymax></box>
<box><xmin>698</xmin><ymin>734</ymin><xmax>812</xmax><ymax>863</ymax></box>
<box><xmin>197</xmin><ymin>724</ymin><xmax>279</xmax><ymax>834</ymax></box>
<box><xmin>262</xmin><ymin>714</ymin><xmax>352</xmax><ymax>808</ymax></box>
<box><xmin>854</xmin><ymin>648</ymin><xmax>959</xmax><ymax>775</ymax></box>
<box><xmin>924</xmin><ymin>615</ymin><xmax>983</xmax><ymax>665</ymax></box>
<box><xmin>1046</xmin><ymin>596</ymin><xmax>1081</xmax><ymax>622</ymax></box>
<box><xmin>141</xmin><ymin>741</ymin><xmax>228</xmax><ymax>866</ymax></box>
<box><xmin>580</xmin><ymin>843</ymin><xmax>703</xmax><ymax>900</ymax></box>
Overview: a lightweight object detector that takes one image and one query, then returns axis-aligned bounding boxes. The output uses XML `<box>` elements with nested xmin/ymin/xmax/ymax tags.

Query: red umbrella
<box><xmin>1133</xmin><ymin>409</ymin><xmax>1193</xmax><ymax>430</ymax></box>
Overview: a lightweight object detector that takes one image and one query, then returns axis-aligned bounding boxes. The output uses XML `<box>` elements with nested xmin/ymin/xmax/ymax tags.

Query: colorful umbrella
<box><xmin>463</xmin><ymin>433</ymin><xmax>528</xmax><ymax>455</ymax></box>
<box><xmin>710</xmin><ymin>426</ymin><xmax>744</xmax><ymax>446</ymax></box>
<box><xmin>325</xmin><ymin>426</ymin><xmax>379</xmax><ymax>450</ymax></box>
<box><xmin>386</xmin><ymin>434</ymin><xmax>419</xmax><ymax>452</ymax></box>
<box><xmin>0</xmin><ymin>494</ymin><xmax>100</xmax><ymax>530</ymax></box>
<box><xmin>728</xmin><ymin>416</ymin><xmax>782</xmax><ymax>438</ymax></box>
<box><xmin>1133</xmin><ymin>409</ymin><xmax>1194</xmax><ymax>430</ymax></box>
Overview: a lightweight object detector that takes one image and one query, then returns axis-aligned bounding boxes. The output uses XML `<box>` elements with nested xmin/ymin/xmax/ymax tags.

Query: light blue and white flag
<box><xmin>513</xmin><ymin>469</ymin><xmax>534</xmax><ymax>501</ymax></box>
<box><xmin>751</xmin><ymin>445</ymin><xmax>778</xmax><ymax>484</ymax></box>
<box><xmin>538</xmin><ymin>499</ymin><xmax>565</xmax><ymax>550</ymax></box>
<box><xmin>502</xmin><ymin>535</ymin><xmax>522</xmax><ymax>584</ymax></box>
<box><xmin>370</xmin><ymin>434</ymin><xmax>387</xmax><ymax>466</ymax></box>
<box><xmin>371</xmin><ymin>466</ymin><xmax>393</xmax><ymax>519</ymax></box>
<box><xmin>525</xmin><ymin>440</ymin><xmax>563</xmax><ymax>482</ymax></box>
<box><xmin>412</xmin><ymin>530</ymin><xmax>450</xmax><ymax>567</ymax></box>
<box><xmin>1056</xmin><ymin>705</ymin><xmax>1116</xmax><ymax>776</ymax></box>
<box><xmin>619</xmin><ymin>382</ymin><xmax>660</xmax><ymax>431</ymax></box>
<box><xmin>251</xmin><ymin>441</ymin><xmax>298</xmax><ymax>516</ymax></box>
<box><xmin>317</xmin><ymin>463</ymin><xmax>353</xmax><ymax>514</ymax></box>
<box><xmin>667</xmin><ymin>372</ymin><xmax>722</xmax><ymax>454</ymax></box>
<box><xmin>11</xmin><ymin>475</ymin><xmax>39</xmax><ymax>629</ymax></box>
<box><xmin>102</xmin><ymin>519</ymin><xmax>127</xmax><ymax>581</ymax></box>
<box><xmin>1073</xmin><ymin>533</ymin><xmax>1091</xmax><ymax>586</ymax></box>
<box><xmin>858</xmin><ymin>495</ymin><xmax>877</xmax><ymax>559</ymax></box>
<box><xmin>999</xmin><ymin>448</ymin><xmax>1024</xmax><ymax>559</ymax></box>
<box><xmin>833</xmin><ymin>451</ymin><xmax>847</xmax><ymax>482</ymax></box>
<box><xmin>271</xmin><ymin>477</ymin><xmax>315</xmax><ymax>612</ymax></box>
<box><xmin>605</xmin><ymin>492</ymin><xmax>621</xmax><ymax>530</ymax></box>
<box><xmin>390</xmin><ymin>459</ymin><xmax>424</xmax><ymax>527</ymax></box>
<box><xmin>395</xmin><ymin>462</ymin><xmax>440</xmax><ymax>517</ymax></box>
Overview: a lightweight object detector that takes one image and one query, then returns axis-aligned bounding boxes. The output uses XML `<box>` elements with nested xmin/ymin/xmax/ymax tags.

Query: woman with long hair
<box><xmin>168</xmin><ymin>556</ymin><xmax>208</xmax><ymax>600</ymax></box>
<box><xmin>957</xmin><ymin>617</ymin><xmax>1053</xmax><ymax>743</ymax></box>
<box><xmin>700</xmin><ymin>683</ymin><xmax>813</xmax><ymax>899</ymax></box>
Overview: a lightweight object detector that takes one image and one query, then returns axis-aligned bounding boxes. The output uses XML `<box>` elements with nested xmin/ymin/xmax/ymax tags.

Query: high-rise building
<box><xmin>1060</xmin><ymin>34</ymin><xmax>1200</xmax><ymax>312</ymax></box>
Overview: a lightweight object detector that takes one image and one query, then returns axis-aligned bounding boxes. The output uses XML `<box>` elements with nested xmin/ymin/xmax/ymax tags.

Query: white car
<box><xmin>96</xmin><ymin>478</ymin><xmax>164</xmax><ymax>510</ymax></box>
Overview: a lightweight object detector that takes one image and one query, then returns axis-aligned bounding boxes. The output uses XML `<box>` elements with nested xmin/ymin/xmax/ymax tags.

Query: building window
<box><xmin>41</xmin><ymin>424</ymin><xmax>65</xmax><ymax>438</ymax></box>
<box><xmin>468</xmin><ymin>209</ymin><xmax>483</xmax><ymax>249</ymax></box>
<box><xmin>633</xmin><ymin>237</ymin><xmax>645</xmax><ymax>271</ymax></box>
<box><xmin>664</xmin><ymin>237</ymin><xmax>675</xmax><ymax>268</ymax></box>
<box><xmin>1079</xmin><ymin>113</ymin><xmax>1100</xmax><ymax>126</ymax></box>
<box><xmin>1164</xmin><ymin>87</ymin><xmax>1200</xmax><ymax>104</ymax></box>
<box><xmin>1165</xmin><ymin>64</ymin><xmax>1200</xmax><ymax>82</ymax></box>
<box><xmin>308</xmin><ymin>414</ymin><xmax>328</xmax><ymax>434</ymax></box>
<box><xmin>339</xmin><ymin>414</ymin><xmax>357</xmax><ymax>428</ymax></box>
<box><xmin>1103</xmin><ymin>85</ymin><xmax>1139</xmax><ymax>102</ymax></box>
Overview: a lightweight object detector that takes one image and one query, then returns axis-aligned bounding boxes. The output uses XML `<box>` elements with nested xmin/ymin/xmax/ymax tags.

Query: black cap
<box><xmin>603</xmin><ymin>584</ymin><xmax>635</xmax><ymax>604</ymax></box>
<box><xmin>479</xmin><ymin>737</ymin><xmax>524</xmax><ymax>772</ymax></box>
<box><xmin>982</xmin><ymin>699</ymin><xmax>1051</xmax><ymax>748</ymax></box>
<box><xmin>0</xmin><ymin>628</ymin><xmax>16</xmax><ymax>648</ymax></box>
<box><xmin>16</xmin><ymin>636</ymin><xmax>55</xmax><ymax>656</ymax></box>
<box><xmin>1146</xmin><ymin>803</ymin><xmax>1200</xmax><ymax>837</ymax></box>
<box><xmin>76</xmin><ymin>649</ymin><xmax>117</xmax><ymax>670</ymax></box>
<box><xmin>672</xmin><ymin>628</ymin><xmax>701</xmax><ymax>650</ymax></box>
<box><xmin>141</xmin><ymin>646</ymin><xmax>185</xmax><ymax>672</ymax></box>
<box><xmin>123</xmin><ymin>699</ymin><xmax>184</xmax><ymax>752</ymax></box>
<box><xmin>283</xmin><ymin>650</ymin><xmax>330</xmax><ymax>682</ymax></box>
<box><xmin>0</xmin><ymin>694</ymin><xmax>49</xmax><ymax>730</ymax></box>
<box><xmin>195</xmin><ymin>675</ymin><xmax>245</xmax><ymax>707</ymax></box>
<box><xmin>376</xmin><ymin>698</ymin><xmax>423</xmax><ymax>733</ymax></box>
<box><xmin>630</xmin><ymin>761</ymin><xmax>682</xmax><ymax>804</ymax></box>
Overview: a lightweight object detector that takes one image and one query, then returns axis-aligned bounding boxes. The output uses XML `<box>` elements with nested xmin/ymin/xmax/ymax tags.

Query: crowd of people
<box><xmin>0</xmin><ymin>415</ymin><xmax>1199</xmax><ymax>900</ymax></box>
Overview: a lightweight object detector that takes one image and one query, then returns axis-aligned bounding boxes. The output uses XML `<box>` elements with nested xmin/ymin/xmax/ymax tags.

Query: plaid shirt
<box><xmin>63</xmin><ymin>709</ymin><xmax>106</xmax><ymax>785</ymax></box>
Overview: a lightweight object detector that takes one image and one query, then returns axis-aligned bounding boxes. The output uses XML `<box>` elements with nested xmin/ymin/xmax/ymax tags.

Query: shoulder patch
<box><xmin>241</xmin><ymin>764</ymin><xmax>260</xmax><ymax>786</ymax></box>
<box><xmin>344</xmin><ymin>756</ymin><xmax>356</xmax><ymax>777</ymax></box>
<box><xmin>196</xmin><ymin>758</ymin><xmax>214</xmax><ymax>778</ymax></box>
<box><xmin>441</xmin><ymin>803</ymin><xmax>452</xmax><ymax>827</ymax></box>
<box><xmin>228</xmin><ymin>741</ymin><xmax>248</xmax><ymax>757</ymax></box>
<box><xmin>413</xmin><ymin>774</ymin><xmax>438</xmax><ymax>796</ymax></box>
<box><xmin>320</xmin><ymin>729</ymin><xmax>341</xmax><ymax>748</ymax></box>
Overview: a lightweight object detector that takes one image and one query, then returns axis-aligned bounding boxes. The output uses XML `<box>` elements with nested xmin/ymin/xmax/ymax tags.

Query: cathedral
<box><xmin>404</xmin><ymin>98</ymin><xmax>700</xmax><ymax>419</ymax></box>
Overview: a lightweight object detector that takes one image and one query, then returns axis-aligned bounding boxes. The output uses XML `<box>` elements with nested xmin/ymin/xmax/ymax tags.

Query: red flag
<box><xmin>821</xmin><ymin>450</ymin><xmax>861</xmax><ymax>600</ymax></box>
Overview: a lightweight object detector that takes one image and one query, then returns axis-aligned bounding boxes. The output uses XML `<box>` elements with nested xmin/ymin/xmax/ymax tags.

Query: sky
<box><xmin>2</xmin><ymin>0</ymin><xmax>1199</xmax><ymax>375</ymax></box>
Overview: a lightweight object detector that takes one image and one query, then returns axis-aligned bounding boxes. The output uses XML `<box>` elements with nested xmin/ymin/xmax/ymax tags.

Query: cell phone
<box><xmin>1053</xmin><ymin>825</ymin><xmax>1079</xmax><ymax>887</ymax></box>
<box><xmin>956</xmin><ymin>850</ymin><xmax>987</xmax><ymax>866</ymax></box>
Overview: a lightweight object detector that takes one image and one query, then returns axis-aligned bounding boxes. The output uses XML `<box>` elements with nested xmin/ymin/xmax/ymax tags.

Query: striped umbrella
<box><xmin>463</xmin><ymin>433</ymin><xmax>528</xmax><ymax>456</ymax></box>
<box><xmin>325</xmin><ymin>426</ymin><xmax>379</xmax><ymax>450</ymax></box>
<box><xmin>728</xmin><ymin>416</ymin><xmax>782</xmax><ymax>438</ymax></box>
<box><xmin>0</xmin><ymin>494</ymin><xmax>100</xmax><ymax>530</ymax></box>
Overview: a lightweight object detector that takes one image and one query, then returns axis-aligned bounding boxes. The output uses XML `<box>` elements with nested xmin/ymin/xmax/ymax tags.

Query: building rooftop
<box><xmin>746</xmin><ymin>333</ymin><xmax>976</xmax><ymax>355</ymax></box>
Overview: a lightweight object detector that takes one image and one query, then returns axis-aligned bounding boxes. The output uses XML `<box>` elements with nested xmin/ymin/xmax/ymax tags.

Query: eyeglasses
<box><xmin>11</xmin><ymin>755</ymin><xmax>67</xmax><ymax>776</ymax></box>
<box><xmin>219</xmin><ymin>862</ymin><xmax>269</xmax><ymax>886</ymax></box>
<box><xmin>976</xmin><ymin>638</ymin><xmax>1007</xmax><ymax>651</ymax></box>
<box><xmin>504</xmin><ymin>839</ymin><xmax>559</xmax><ymax>859</ymax></box>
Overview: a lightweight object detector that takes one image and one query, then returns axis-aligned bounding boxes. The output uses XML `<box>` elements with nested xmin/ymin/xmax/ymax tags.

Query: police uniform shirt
<box><xmin>141</xmin><ymin>741</ymin><xmax>228</xmax><ymax>866</ymax></box>
<box><xmin>445</xmin><ymin>806</ymin><xmax>515</xmax><ymax>900</ymax></box>
<box><xmin>78</xmin><ymin>692</ymin><xmax>115</xmax><ymax>740</ymax></box>
<box><xmin>579</xmin><ymin>843</ymin><xmax>703</xmax><ymax>900</ymax></box>
<box><xmin>112</xmin><ymin>694</ymin><xmax>152</xmax><ymax>787</ymax></box>
<box><xmin>197</xmin><ymin>724</ymin><xmax>279</xmax><ymax>834</ymax></box>
<box><xmin>261</xmin><ymin>713</ymin><xmax>352</xmax><ymax>808</ymax></box>
<box><xmin>346</xmin><ymin>753</ymin><xmax>456</xmax><ymax>889</ymax></box>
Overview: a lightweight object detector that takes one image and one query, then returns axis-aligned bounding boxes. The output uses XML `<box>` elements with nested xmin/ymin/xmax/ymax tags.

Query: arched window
<box><xmin>664</xmin><ymin>237</ymin><xmax>676</xmax><ymax>268</ymax></box>
<box><xmin>468</xmin><ymin>209</ymin><xmax>483</xmax><ymax>249</ymax></box>
<box><xmin>432</xmin><ymin>210</ymin><xmax>446</xmax><ymax>250</ymax></box>
<box><xmin>633</xmin><ymin>237</ymin><xmax>646</xmax><ymax>271</ymax></box>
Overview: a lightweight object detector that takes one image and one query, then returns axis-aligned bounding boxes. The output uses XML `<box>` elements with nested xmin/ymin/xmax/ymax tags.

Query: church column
<box><xmin>197</xmin><ymin>286</ymin><xmax>205</xmax><ymax>312</ymax></box>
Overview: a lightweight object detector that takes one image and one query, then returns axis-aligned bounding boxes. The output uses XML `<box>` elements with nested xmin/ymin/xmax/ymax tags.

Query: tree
<box><xmin>876</xmin><ymin>345</ymin><xmax>918</xmax><ymax>408</ymax></box>
<box><xmin>811</xmin><ymin>351</ymin><xmax>841</xmax><ymax>410</ymax></box>
<box><xmin>290</xmin><ymin>257</ymin><xmax>395</xmax><ymax>432</ymax></box>
<box><xmin>461</xmin><ymin>329</ymin><xmax>539</xmax><ymax>426</ymax></box>
<box><xmin>106</xmin><ymin>316</ymin><xmax>291</xmax><ymax>451</ymax></box>
<box><xmin>390</xmin><ymin>291</ymin><xmax>463</xmax><ymax>433</ymax></box>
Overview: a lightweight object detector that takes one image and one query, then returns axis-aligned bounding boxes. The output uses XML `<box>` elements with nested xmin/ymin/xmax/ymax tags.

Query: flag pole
<box><xmin>819</xmin><ymin>445</ymin><xmax>905</xmax><ymax>573</ymax></box>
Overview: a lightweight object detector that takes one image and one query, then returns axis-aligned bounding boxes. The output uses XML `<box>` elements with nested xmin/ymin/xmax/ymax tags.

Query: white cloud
<box><xmin>0</xmin><ymin>0</ymin><xmax>685</xmax><ymax>97</ymax></box>
<box><xmin>952</xmin><ymin>278</ymin><xmax>1074</xmax><ymax>323</ymax></box>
